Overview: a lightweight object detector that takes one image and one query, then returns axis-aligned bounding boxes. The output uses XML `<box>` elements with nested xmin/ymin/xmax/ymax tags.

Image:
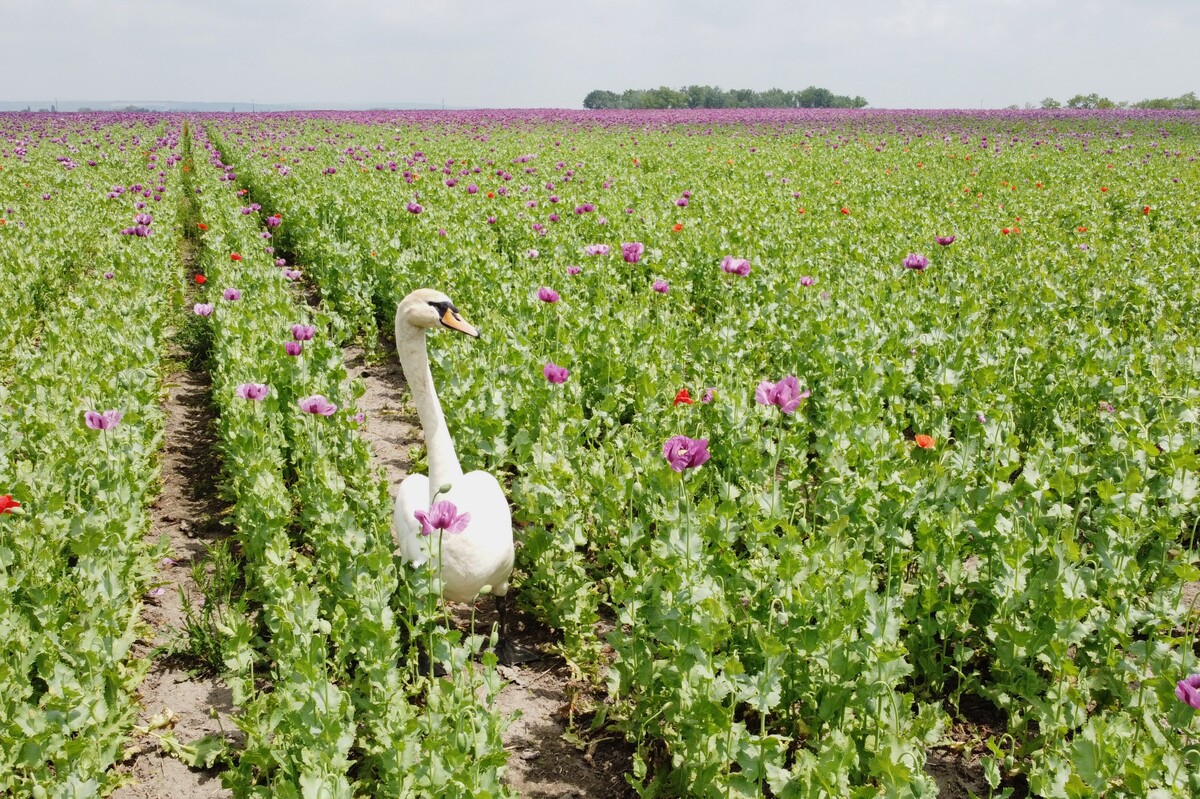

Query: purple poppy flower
<box><xmin>903</xmin><ymin>253</ymin><xmax>929</xmax><ymax>271</ymax></box>
<box><xmin>413</xmin><ymin>500</ymin><xmax>471</xmax><ymax>537</ymax></box>
<box><xmin>103</xmin><ymin>271</ymin><xmax>115</xmax><ymax>280</ymax></box>
<box><xmin>236</xmin><ymin>383</ymin><xmax>269</xmax><ymax>401</ymax></box>
<box><xmin>283</xmin><ymin>269</ymin><xmax>302</xmax><ymax>281</ymax></box>
<box><xmin>193</xmin><ymin>303</ymin><xmax>214</xmax><ymax>317</ymax></box>
<box><xmin>223</xmin><ymin>288</ymin><xmax>241</xmax><ymax>301</ymax></box>
<box><xmin>527</xmin><ymin>248</ymin><xmax>539</xmax><ymax>259</ymax></box>
<box><xmin>266</xmin><ymin>215</ymin><xmax>282</xmax><ymax>228</ymax></box>
<box><xmin>799</xmin><ymin>276</ymin><xmax>815</xmax><ymax>287</ymax></box>
<box><xmin>467</xmin><ymin>184</ymin><xmax>479</xmax><ymax>194</ymax></box>
<box><xmin>584</xmin><ymin>244</ymin><xmax>610</xmax><ymax>256</ymax></box>
<box><xmin>407</xmin><ymin>202</ymin><xmax>423</xmax><ymax>214</ymax></box>
<box><xmin>702</xmin><ymin>388</ymin><xmax>716</xmax><ymax>404</ymax></box>
<box><xmin>298</xmin><ymin>395</ymin><xmax>337</xmax><ymax>416</ymax></box>
<box><xmin>487</xmin><ymin>215</ymin><xmax>497</xmax><ymax>225</ymax></box>
<box><xmin>276</xmin><ymin>258</ymin><xmax>287</xmax><ymax>267</ymax></box>
<box><xmin>662</xmin><ymin>435</ymin><xmax>711</xmax><ymax>472</ymax></box>
<box><xmin>85</xmin><ymin>409</ymin><xmax>123</xmax><ymax>430</ymax></box>
<box><xmin>675</xmin><ymin>197</ymin><xmax>688</xmax><ymax>207</ymax></box>
<box><xmin>652</xmin><ymin>279</ymin><xmax>669</xmax><ymax>294</ymax></box>
<box><xmin>935</xmin><ymin>235</ymin><xmax>955</xmax><ymax>246</ymax></box>
<box><xmin>622</xmin><ymin>242</ymin><xmax>645</xmax><ymax>264</ymax></box>
<box><xmin>134</xmin><ymin>213</ymin><xmax>153</xmax><ymax>226</ymax></box>
<box><xmin>1176</xmin><ymin>675</ymin><xmax>1200</xmax><ymax>709</ymax></box>
<box><xmin>543</xmin><ymin>362</ymin><xmax>570</xmax><ymax>384</ymax></box>
<box><xmin>285</xmin><ymin>341</ymin><xmax>303</xmax><ymax>356</ymax></box>
<box><xmin>567</xmin><ymin>266</ymin><xmax>582</xmax><ymax>276</ymax></box>
<box><xmin>721</xmin><ymin>256</ymin><xmax>751</xmax><ymax>276</ymax></box>
<box><xmin>537</xmin><ymin>287</ymin><xmax>559</xmax><ymax>303</ymax></box>
<box><xmin>438</xmin><ymin>228</ymin><xmax>447</xmax><ymax>236</ymax></box>
<box><xmin>291</xmin><ymin>324</ymin><xmax>316</xmax><ymax>341</ymax></box>
<box><xmin>755</xmin><ymin>376</ymin><xmax>811</xmax><ymax>414</ymax></box>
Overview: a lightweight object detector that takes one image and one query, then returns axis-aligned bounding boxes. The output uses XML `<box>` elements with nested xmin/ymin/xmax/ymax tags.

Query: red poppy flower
<box><xmin>797</xmin><ymin>207</ymin><xmax>806</xmax><ymax>214</ymax></box>
<box><xmin>1036</xmin><ymin>182</ymin><xmax>1043</xmax><ymax>188</ymax></box>
<box><xmin>1100</xmin><ymin>186</ymin><xmax>1108</xmax><ymax>193</ymax></box>
<box><xmin>486</xmin><ymin>191</ymin><xmax>495</xmax><ymax>199</ymax></box>
<box><xmin>1143</xmin><ymin>205</ymin><xmax>1151</xmax><ymax>215</ymax></box>
<box><xmin>194</xmin><ymin>274</ymin><xmax>206</xmax><ymax>284</ymax></box>
<box><xmin>914</xmin><ymin>434</ymin><xmax>936</xmax><ymax>450</ymax></box>
<box><xmin>673</xmin><ymin>389</ymin><xmax>694</xmax><ymax>406</ymax></box>
<box><xmin>197</xmin><ymin>222</ymin><xmax>208</xmax><ymax>231</ymax></box>
<box><xmin>237</xmin><ymin>189</ymin><xmax>248</xmax><ymax>196</ymax></box>
<box><xmin>272</xmin><ymin>213</ymin><xmax>282</xmax><ymax>219</ymax></box>
<box><xmin>672</xmin><ymin>223</ymin><xmax>683</xmax><ymax>232</ymax></box>
<box><xmin>1001</xmin><ymin>228</ymin><xmax>1011</xmax><ymax>235</ymax></box>
<box><xmin>230</xmin><ymin>253</ymin><xmax>242</xmax><ymax>261</ymax></box>
<box><xmin>0</xmin><ymin>494</ymin><xmax>19</xmax><ymax>514</ymax></box>
<box><xmin>1077</xmin><ymin>226</ymin><xmax>1088</xmax><ymax>233</ymax></box>
<box><xmin>839</xmin><ymin>207</ymin><xmax>850</xmax><ymax>215</ymax></box>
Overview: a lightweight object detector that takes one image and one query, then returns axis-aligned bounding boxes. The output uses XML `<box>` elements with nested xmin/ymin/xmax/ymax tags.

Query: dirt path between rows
<box><xmin>111</xmin><ymin>367</ymin><xmax>236</xmax><ymax>799</ymax></box>
<box><xmin>344</xmin><ymin>344</ymin><xmax>636</xmax><ymax>799</ymax></box>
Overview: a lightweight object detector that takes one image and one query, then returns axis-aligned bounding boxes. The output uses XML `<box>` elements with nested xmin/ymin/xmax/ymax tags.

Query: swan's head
<box><xmin>397</xmin><ymin>288</ymin><xmax>479</xmax><ymax>338</ymax></box>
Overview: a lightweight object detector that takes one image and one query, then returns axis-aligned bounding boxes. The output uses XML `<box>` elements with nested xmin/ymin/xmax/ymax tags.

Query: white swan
<box><xmin>392</xmin><ymin>289</ymin><xmax>517</xmax><ymax>654</ymax></box>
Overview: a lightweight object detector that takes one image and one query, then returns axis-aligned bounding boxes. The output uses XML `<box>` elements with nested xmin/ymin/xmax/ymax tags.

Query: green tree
<box><xmin>1040</xmin><ymin>97</ymin><xmax>1062</xmax><ymax>109</ymax></box>
<box><xmin>797</xmin><ymin>86</ymin><xmax>834</xmax><ymax>108</ymax></box>
<box><xmin>583</xmin><ymin>84</ymin><xmax>869</xmax><ymax>110</ymax></box>
<box><xmin>1065</xmin><ymin>93</ymin><xmax>1113</xmax><ymax>109</ymax></box>
<box><xmin>583</xmin><ymin>90</ymin><xmax>620</xmax><ymax>110</ymax></box>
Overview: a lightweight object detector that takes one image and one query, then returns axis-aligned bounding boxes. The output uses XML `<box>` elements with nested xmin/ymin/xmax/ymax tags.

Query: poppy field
<box><xmin>2</xmin><ymin>107</ymin><xmax>1200</xmax><ymax>798</ymax></box>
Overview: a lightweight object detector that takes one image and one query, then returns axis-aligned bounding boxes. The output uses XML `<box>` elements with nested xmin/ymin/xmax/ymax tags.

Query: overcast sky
<box><xmin>5</xmin><ymin>0</ymin><xmax>1198</xmax><ymax>109</ymax></box>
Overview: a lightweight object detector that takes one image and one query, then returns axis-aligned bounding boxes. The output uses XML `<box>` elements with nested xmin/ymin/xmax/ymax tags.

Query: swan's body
<box><xmin>392</xmin><ymin>290</ymin><xmax>514</xmax><ymax>605</ymax></box>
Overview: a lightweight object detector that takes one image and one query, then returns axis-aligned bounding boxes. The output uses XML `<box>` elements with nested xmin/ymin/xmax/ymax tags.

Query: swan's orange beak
<box><xmin>441</xmin><ymin>307</ymin><xmax>480</xmax><ymax>338</ymax></box>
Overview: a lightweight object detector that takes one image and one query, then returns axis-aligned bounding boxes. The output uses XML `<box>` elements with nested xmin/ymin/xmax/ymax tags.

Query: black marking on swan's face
<box><xmin>429</xmin><ymin>300</ymin><xmax>480</xmax><ymax>338</ymax></box>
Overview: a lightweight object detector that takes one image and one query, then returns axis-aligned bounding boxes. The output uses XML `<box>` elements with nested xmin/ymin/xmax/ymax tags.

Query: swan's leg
<box><xmin>494</xmin><ymin>593</ymin><xmax>538</xmax><ymax>665</ymax></box>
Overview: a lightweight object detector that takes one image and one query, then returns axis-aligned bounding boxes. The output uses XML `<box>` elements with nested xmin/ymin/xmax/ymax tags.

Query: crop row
<box><xmin>0</xmin><ymin>117</ymin><xmax>183</xmax><ymax>798</ymax></box>
<box><xmin>188</xmin><ymin>123</ymin><xmax>510</xmax><ymax>798</ymax></box>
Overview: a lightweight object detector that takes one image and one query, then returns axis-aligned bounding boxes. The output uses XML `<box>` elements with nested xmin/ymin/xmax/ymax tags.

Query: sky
<box><xmin>4</xmin><ymin>0</ymin><xmax>1198</xmax><ymax>110</ymax></box>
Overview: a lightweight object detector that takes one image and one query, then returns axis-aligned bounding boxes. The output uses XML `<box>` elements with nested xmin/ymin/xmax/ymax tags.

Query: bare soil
<box><xmin>111</xmin><ymin>368</ymin><xmax>236</xmax><ymax>799</ymax></box>
<box><xmin>345</xmin><ymin>344</ymin><xmax>636</xmax><ymax>798</ymax></box>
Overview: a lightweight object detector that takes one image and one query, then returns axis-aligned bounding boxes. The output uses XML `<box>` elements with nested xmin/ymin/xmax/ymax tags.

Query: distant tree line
<box><xmin>76</xmin><ymin>105</ymin><xmax>152</xmax><ymax>113</ymax></box>
<box><xmin>583</xmin><ymin>85</ymin><xmax>868</xmax><ymax>110</ymax></box>
<box><xmin>1037</xmin><ymin>91</ymin><xmax>1200</xmax><ymax>110</ymax></box>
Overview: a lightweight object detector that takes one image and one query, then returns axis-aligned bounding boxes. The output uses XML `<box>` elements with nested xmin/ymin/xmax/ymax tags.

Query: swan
<box><xmin>392</xmin><ymin>289</ymin><xmax>518</xmax><ymax>660</ymax></box>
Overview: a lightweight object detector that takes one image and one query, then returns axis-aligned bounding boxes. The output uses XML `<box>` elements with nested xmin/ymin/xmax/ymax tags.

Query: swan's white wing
<box><xmin>394</xmin><ymin>473</ymin><xmax>432</xmax><ymax>566</ymax></box>
<box><xmin>434</xmin><ymin>471</ymin><xmax>515</xmax><ymax>603</ymax></box>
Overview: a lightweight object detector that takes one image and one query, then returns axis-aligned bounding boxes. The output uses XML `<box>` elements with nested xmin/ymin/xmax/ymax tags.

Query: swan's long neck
<box><xmin>396</xmin><ymin>321</ymin><xmax>464</xmax><ymax>503</ymax></box>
